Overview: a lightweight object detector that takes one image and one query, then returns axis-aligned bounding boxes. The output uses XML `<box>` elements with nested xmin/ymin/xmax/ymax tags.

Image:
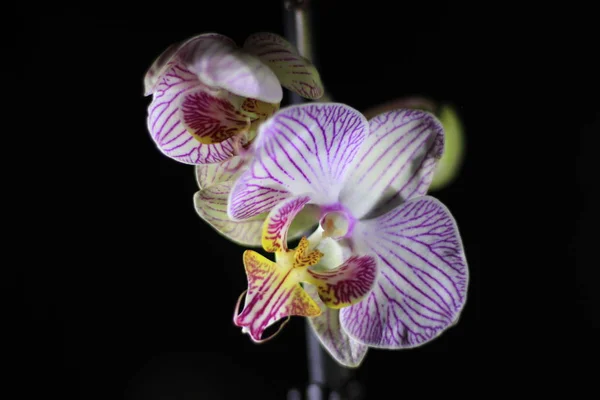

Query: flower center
<box><xmin>320</xmin><ymin>206</ymin><xmax>356</xmax><ymax>239</ymax></box>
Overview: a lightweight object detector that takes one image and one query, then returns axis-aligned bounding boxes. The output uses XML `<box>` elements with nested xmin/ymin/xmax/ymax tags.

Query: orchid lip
<box><xmin>319</xmin><ymin>203</ymin><xmax>356</xmax><ymax>240</ymax></box>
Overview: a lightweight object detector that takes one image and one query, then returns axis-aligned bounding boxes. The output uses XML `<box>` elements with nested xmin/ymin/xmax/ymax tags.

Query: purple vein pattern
<box><xmin>147</xmin><ymin>63</ymin><xmax>237</xmax><ymax>164</ymax></box>
<box><xmin>244</xmin><ymin>32</ymin><xmax>324</xmax><ymax>100</ymax></box>
<box><xmin>305</xmin><ymin>284</ymin><xmax>368</xmax><ymax>367</ymax></box>
<box><xmin>190</xmin><ymin>38</ymin><xmax>282</xmax><ymax>104</ymax></box>
<box><xmin>307</xmin><ymin>255</ymin><xmax>378</xmax><ymax>309</ymax></box>
<box><xmin>263</xmin><ymin>195</ymin><xmax>312</xmax><ymax>252</ymax></box>
<box><xmin>194</xmin><ymin>160</ymin><xmax>316</xmax><ymax>247</ymax></box>
<box><xmin>228</xmin><ymin>103</ymin><xmax>368</xmax><ymax>221</ymax></box>
<box><xmin>145</xmin><ymin>33</ymin><xmax>235</xmax><ymax>97</ymax></box>
<box><xmin>340</xmin><ymin>196</ymin><xmax>468</xmax><ymax>348</ymax></box>
<box><xmin>341</xmin><ymin>109</ymin><xmax>444</xmax><ymax>219</ymax></box>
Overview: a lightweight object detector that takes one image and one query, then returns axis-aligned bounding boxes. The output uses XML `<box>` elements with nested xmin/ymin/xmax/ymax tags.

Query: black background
<box><xmin>15</xmin><ymin>1</ymin><xmax>597</xmax><ymax>399</ymax></box>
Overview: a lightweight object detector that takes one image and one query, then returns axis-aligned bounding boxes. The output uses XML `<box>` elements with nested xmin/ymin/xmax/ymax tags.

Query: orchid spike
<box><xmin>233</xmin><ymin>196</ymin><xmax>378</xmax><ymax>342</ymax></box>
<box><xmin>227</xmin><ymin>103</ymin><xmax>468</xmax><ymax>366</ymax></box>
<box><xmin>144</xmin><ymin>32</ymin><xmax>324</xmax><ymax>165</ymax></box>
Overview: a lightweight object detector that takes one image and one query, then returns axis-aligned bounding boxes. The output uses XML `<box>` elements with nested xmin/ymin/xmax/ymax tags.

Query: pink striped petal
<box><xmin>340</xmin><ymin>196</ymin><xmax>468</xmax><ymax>349</ymax></box>
<box><xmin>244</xmin><ymin>32</ymin><xmax>324</xmax><ymax>99</ymax></box>
<box><xmin>305</xmin><ymin>285</ymin><xmax>368</xmax><ymax>367</ymax></box>
<box><xmin>144</xmin><ymin>33</ymin><xmax>236</xmax><ymax>96</ymax></box>
<box><xmin>188</xmin><ymin>38</ymin><xmax>282</xmax><ymax>104</ymax></box>
<box><xmin>194</xmin><ymin>166</ymin><xmax>318</xmax><ymax>246</ymax></box>
<box><xmin>146</xmin><ymin>62</ymin><xmax>238</xmax><ymax>164</ymax></box>
<box><xmin>307</xmin><ymin>255</ymin><xmax>378</xmax><ymax>309</ymax></box>
<box><xmin>228</xmin><ymin>103</ymin><xmax>368</xmax><ymax>221</ymax></box>
<box><xmin>340</xmin><ymin>109</ymin><xmax>445</xmax><ymax>219</ymax></box>
<box><xmin>262</xmin><ymin>195</ymin><xmax>312</xmax><ymax>253</ymax></box>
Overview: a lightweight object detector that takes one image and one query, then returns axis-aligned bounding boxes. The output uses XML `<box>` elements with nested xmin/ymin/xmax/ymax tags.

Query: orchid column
<box><xmin>282</xmin><ymin>1</ymin><xmax>356</xmax><ymax>399</ymax></box>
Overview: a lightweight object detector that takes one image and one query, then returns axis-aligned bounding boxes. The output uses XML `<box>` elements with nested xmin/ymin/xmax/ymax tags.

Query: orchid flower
<box><xmin>144</xmin><ymin>32</ymin><xmax>323</xmax><ymax>165</ymax></box>
<box><xmin>227</xmin><ymin>103</ymin><xmax>469</xmax><ymax>366</ymax></box>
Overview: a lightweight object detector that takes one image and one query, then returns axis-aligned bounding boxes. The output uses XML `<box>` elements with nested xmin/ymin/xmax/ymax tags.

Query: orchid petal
<box><xmin>244</xmin><ymin>32</ymin><xmax>324</xmax><ymax>99</ymax></box>
<box><xmin>306</xmin><ymin>285</ymin><xmax>368</xmax><ymax>368</ymax></box>
<box><xmin>340</xmin><ymin>109</ymin><xmax>444</xmax><ymax>219</ymax></box>
<box><xmin>228</xmin><ymin>103</ymin><xmax>368</xmax><ymax>221</ymax></box>
<box><xmin>234</xmin><ymin>250</ymin><xmax>321</xmax><ymax>342</ymax></box>
<box><xmin>144</xmin><ymin>33</ymin><xmax>236</xmax><ymax>97</ymax></box>
<box><xmin>179</xmin><ymin>87</ymin><xmax>250</xmax><ymax>144</ymax></box>
<box><xmin>307</xmin><ymin>255</ymin><xmax>378</xmax><ymax>309</ymax></box>
<box><xmin>188</xmin><ymin>38</ymin><xmax>282</xmax><ymax>104</ymax></box>
<box><xmin>340</xmin><ymin>196</ymin><xmax>468</xmax><ymax>348</ymax></box>
<box><xmin>144</xmin><ymin>43</ymin><xmax>180</xmax><ymax>96</ymax></box>
<box><xmin>195</xmin><ymin>156</ymin><xmax>247</xmax><ymax>190</ymax></box>
<box><xmin>262</xmin><ymin>195</ymin><xmax>314</xmax><ymax>253</ymax></box>
<box><xmin>194</xmin><ymin>181</ymin><xmax>266</xmax><ymax>246</ymax></box>
<box><xmin>146</xmin><ymin>63</ymin><xmax>237</xmax><ymax>164</ymax></box>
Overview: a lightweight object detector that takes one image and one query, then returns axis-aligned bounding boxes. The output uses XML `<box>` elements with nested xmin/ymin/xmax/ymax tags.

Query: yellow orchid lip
<box><xmin>233</xmin><ymin>236</ymin><xmax>377</xmax><ymax>342</ymax></box>
<box><xmin>233</xmin><ymin>239</ymin><xmax>322</xmax><ymax>343</ymax></box>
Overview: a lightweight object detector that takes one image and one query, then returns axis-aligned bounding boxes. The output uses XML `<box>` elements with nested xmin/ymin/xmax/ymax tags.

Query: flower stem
<box><xmin>283</xmin><ymin>2</ymin><xmax>358</xmax><ymax>399</ymax></box>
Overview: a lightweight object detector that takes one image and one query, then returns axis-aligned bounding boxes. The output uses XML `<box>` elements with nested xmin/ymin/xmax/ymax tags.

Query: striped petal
<box><xmin>179</xmin><ymin>87</ymin><xmax>250</xmax><ymax>144</ymax></box>
<box><xmin>306</xmin><ymin>255</ymin><xmax>378</xmax><ymax>309</ymax></box>
<box><xmin>194</xmin><ymin>181</ymin><xmax>266</xmax><ymax>246</ymax></box>
<box><xmin>194</xmin><ymin>168</ymin><xmax>318</xmax><ymax>246</ymax></box>
<box><xmin>234</xmin><ymin>250</ymin><xmax>321</xmax><ymax>342</ymax></box>
<box><xmin>228</xmin><ymin>103</ymin><xmax>368</xmax><ymax>221</ymax></box>
<box><xmin>340</xmin><ymin>109</ymin><xmax>444</xmax><ymax>219</ymax></box>
<box><xmin>195</xmin><ymin>156</ymin><xmax>247</xmax><ymax>190</ymax></box>
<box><xmin>144</xmin><ymin>33</ymin><xmax>236</xmax><ymax>96</ymax></box>
<box><xmin>340</xmin><ymin>196</ymin><xmax>468</xmax><ymax>348</ymax></box>
<box><xmin>306</xmin><ymin>285</ymin><xmax>368</xmax><ymax>368</ymax></box>
<box><xmin>262</xmin><ymin>195</ymin><xmax>313</xmax><ymax>253</ymax></box>
<box><xmin>144</xmin><ymin>42</ymin><xmax>180</xmax><ymax>96</ymax></box>
<box><xmin>244</xmin><ymin>32</ymin><xmax>324</xmax><ymax>99</ymax></box>
<box><xmin>146</xmin><ymin>62</ymin><xmax>238</xmax><ymax>164</ymax></box>
<box><xmin>188</xmin><ymin>38</ymin><xmax>282</xmax><ymax>104</ymax></box>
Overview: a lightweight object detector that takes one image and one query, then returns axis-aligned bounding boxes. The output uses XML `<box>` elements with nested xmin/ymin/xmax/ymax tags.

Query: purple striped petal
<box><xmin>195</xmin><ymin>156</ymin><xmax>247</xmax><ymax>189</ymax></box>
<box><xmin>244</xmin><ymin>32</ymin><xmax>324</xmax><ymax>100</ymax></box>
<box><xmin>146</xmin><ymin>62</ymin><xmax>238</xmax><ymax>164</ymax></box>
<box><xmin>194</xmin><ymin>167</ymin><xmax>318</xmax><ymax>246</ymax></box>
<box><xmin>144</xmin><ymin>33</ymin><xmax>236</xmax><ymax>96</ymax></box>
<box><xmin>262</xmin><ymin>195</ymin><xmax>312</xmax><ymax>253</ymax></box>
<box><xmin>307</xmin><ymin>255</ymin><xmax>378</xmax><ymax>309</ymax></box>
<box><xmin>306</xmin><ymin>285</ymin><xmax>368</xmax><ymax>367</ymax></box>
<box><xmin>340</xmin><ymin>110</ymin><xmax>444</xmax><ymax>219</ymax></box>
<box><xmin>179</xmin><ymin>87</ymin><xmax>250</xmax><ymax>144</ymax></box>
<box><xmin>228</xmin><ymin>103</ymin><xmax>368</xmax><ymax>221</ymax></box>
<box><xmin>340</xmin><ymin>196</ymin><xmax>468</xmax><ymax>348</ymax></box>
<box><xmin>188</xmin><ymin>38</ymin><xmax>282</xmax><ymax>104</ymax></box>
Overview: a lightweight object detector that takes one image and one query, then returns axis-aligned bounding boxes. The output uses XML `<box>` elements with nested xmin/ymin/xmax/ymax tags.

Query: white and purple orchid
<box><xmin>226</xmin><ymin>103</ymin><xmax>469</xmax><ymax>367</ymax></box>
<box><xmin>144</xmin><ymin>32</ymin><xmax>323</xmax><ymax>165</ymax></box>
